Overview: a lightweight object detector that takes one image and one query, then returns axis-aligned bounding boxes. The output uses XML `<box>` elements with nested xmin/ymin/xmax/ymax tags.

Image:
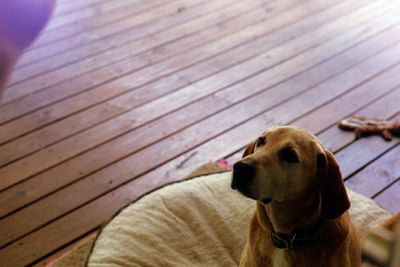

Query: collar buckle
<box><xmin>289</xmin><ymin>233</ymin><xmax>298</xmax><ymax>250</ymax></box>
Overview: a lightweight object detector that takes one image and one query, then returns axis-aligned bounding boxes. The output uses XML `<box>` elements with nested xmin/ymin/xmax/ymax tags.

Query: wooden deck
<box><xmin>0</xmin><ymin>0</ymin><xmax>399</xmax><ymax>265</ymax></box>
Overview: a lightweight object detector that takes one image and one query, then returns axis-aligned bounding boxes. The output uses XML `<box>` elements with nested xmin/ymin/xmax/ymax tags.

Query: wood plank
<box><xmin>0</xmin><ymin>189</ymin><xmax>130</xmax><ymax>267</ymax></box>
<box><xmin>318</xmin><ymin>93</ymin><xmax>400</xmax><ymax>178</ymax></box>
<box><xmin>0</xmin><ymin>0</ymin><xmax>390</xmax><ymax>190</ymax></box>
<box><xmin>18</xmin><ymin>1</ymin><xmax>208</xmax><ymax>68</ymax></box>
<box><xmin>304</xmin><ymin>95</ymin><xmax>400</xmax><ymax>214</ymax></box>
<box><xmin>2</xmin><ymin>12</ymin><xmax>398</xmax><ymax>219</ymax></box>
<box><xmin>127</xmin><ymin>75</ymin><xmax>400</xmax><ymax>210</ymax></box>
<box><xmin>0</xmin><ymin>2</ymin><xmax>338</xmax><ymax>132</ymax></box>
<box><xmin>226</xmin><ymin>65</ymin><xmax>400</xmax><ymax>165</ymax></box>
<box><xmin>31</xmin><ymin>230</ymin><xmax>97</xmax><ymax>267</ymax></box>
<box><xmin>345</xmin><ymin>137</ymin><xmax>400</xmax><ymax>197</ymax></box>
<box><xmin>292</xmin><ymin>84</ymin><xmax>400</xmax><ymax>134</ymax></box>
<box><xmin>28</xmin><ymin>0</ymin><xmax>172</xmax><ymax>50</ymax></box>
<box><xmin>0</xmin><ymin>0</ymin><xmax>340</xmax><ymax>156</ymax></box>
<box><xmin>8</xmin><ymin>0</ymin><xmax>207</xmax><ymax>85</ymax></box>
<box><xmin>52</xmin><ymin>0</ymin><xmax>105</xmax><ymax>11</ymax></box>
<box><xmin>318</xmin><ymin>116</ymin><xmax>397</xmax><ymax>154</ymax></box>
<box><xmin>2</xmin><ymin>57</ymin><xmax>399</xmax><ymax>265</ymax></box>
<box><xmin>228</xmin><ymin>98</ymin><xmax>400</xmax><ymax>168</ymax></box>
<box><xmin>18</xmin><ymin>0</ymin><xmax>173</xmax><ymax>66</ymax></box>
<box><xmin>0</xmin><ymin>0</ymin><xmax>343</xmax><ymax>109</ymax></box>
<box><xmin>138</xmin><ymin>55</ymin><xmax>400</xmax><ymax>191</ymax></box>
<box><xmin>295</xmin><ymin>91</ymin><xmax>400</xmax><ymax>214</ymax></box>
<box><xmin>0</xmin><ymin>0</ymin><xmax>304</xmax><ymax>123</ymax></box>
<box><xmin>50</xmin><ymin>0</ymin><xmax>109</xmax><ymax>17</ymax></box>
<box><xmin>44</xmin><ymin>1</ymin><xmax>144</xmax><ymax>32</ymax></box>
<box><xmin>1</xmin><ymin>0</ymin><xmax>398</xmax><ymax>265</ymax></box>
<box><xmin>373</xmin><ymin>178</ymin><xmax>400</xmax><ymax>214</ymax></box>
<box><xmin>0</xmin><ymin>2</ymin><xmax>289</xmax><ymax>147</ymax></box>
<box><xmin>1</xmin><ymin>23</ymin><xmax>400</xmax><ymax>249</ymax></box>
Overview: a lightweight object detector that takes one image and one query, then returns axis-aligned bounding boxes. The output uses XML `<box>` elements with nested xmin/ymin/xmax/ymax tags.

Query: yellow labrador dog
<box><xmin>0</xmin><ymin>0</ymin><xmax>56</xmax><ymax>95</ymax></box>
<box><xmin>232</xmin><ymin>126</ymin><xmax>361</xmax><ymax>267</ymax></box>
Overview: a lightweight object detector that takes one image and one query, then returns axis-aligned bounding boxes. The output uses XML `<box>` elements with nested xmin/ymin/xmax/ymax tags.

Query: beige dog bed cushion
<box><xmin>86</xmin><ymin>172</ymin><xmax>391</xmax><ymax>266</ymax></box>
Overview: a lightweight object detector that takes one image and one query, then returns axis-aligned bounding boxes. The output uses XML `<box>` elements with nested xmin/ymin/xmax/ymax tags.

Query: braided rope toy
<box><xmin>338</xmin><ymin>117</ymin><xmax>400</xmax><ymax>141</ymax></box>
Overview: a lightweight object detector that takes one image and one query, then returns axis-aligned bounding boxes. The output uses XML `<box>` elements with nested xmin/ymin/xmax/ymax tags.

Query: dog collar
<box><xmin>269</xmin><ymin>220</ymin><xmax>324</xmax><ymax>250</ymax></box>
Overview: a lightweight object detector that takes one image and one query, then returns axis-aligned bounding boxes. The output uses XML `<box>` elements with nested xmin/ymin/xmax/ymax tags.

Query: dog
<box><xmin>0</xmin><ymin>0</ymin><xmax>56</xmax><ymax>96</ymax></box>
<box><xmin>231</xmin><ymin>126</ymin><xmax>361</xmax><ymax>267</ymax></box>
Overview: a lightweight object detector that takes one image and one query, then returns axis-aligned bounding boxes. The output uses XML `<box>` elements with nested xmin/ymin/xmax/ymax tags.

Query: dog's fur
<box><xmin>0</xmin><ymin>0</ymin><xmax>55</xmax><ymax>95</ymax></box>
<box><xmin>232</xmin><ymin>126</ymin><xmax>361</xmax><ymax>267</ymax></box>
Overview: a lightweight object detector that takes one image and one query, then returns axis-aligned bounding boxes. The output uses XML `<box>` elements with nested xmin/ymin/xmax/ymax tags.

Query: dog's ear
<box><xmin>317</xmin><ymin>149</ymin><xmax>350</xmax><ymax>220</ymax></box>
<box><xmin>242</xmin><ymin>140</ymin><xmax>256</xmax><ymax>158</ymax></box>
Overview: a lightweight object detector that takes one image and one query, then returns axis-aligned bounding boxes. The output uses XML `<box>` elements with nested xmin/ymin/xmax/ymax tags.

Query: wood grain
<box><xmin>0</xmin><ymin>0</ymin><xmax>399</xmax><ymax>265</ymax></box>
<box><xmin>0</xmin><ymin>0</ymin><xmax>341</xmax><ymax>117</ymax></box>
<box><xmin>2</xmin><ymin>0</ymin><xmax>372</xmax><ymax>188</ymax></box>
<box><xmin>1</xmin><ymin>5</ymin><xmax>400</xmax><ymax>249</ymax></box>
<box><xmin>28</xmin><ymin>0</ymin><xmax>172</xmax><ymax>50</ymax></box>
<box><xmin>9</xmin><ymin>0</ymin><xmax>208</xmax><ymax>85</ymax></box>
<box><xmin>0</xmin><ymin>0</ymin><xmax>272</xmax><ymax>143</ymax></box>
<box><xmin>3</xmin><ymin>7</ymin><xmax>400</xmax><ymax>219</ymax></box>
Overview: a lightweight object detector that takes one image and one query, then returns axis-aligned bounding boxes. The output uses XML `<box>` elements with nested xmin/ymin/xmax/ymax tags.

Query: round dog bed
<box><xmin>86</xmin><ymin>172</ymin><xmax>391</xmax><ymax>266</ymax></box>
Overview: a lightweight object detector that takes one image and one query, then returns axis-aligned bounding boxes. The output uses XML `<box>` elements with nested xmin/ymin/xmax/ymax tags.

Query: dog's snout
<box><xmin>231</xmin><ymin>161</ymin><xmax>255</xmax><ymax>190</ymax></box>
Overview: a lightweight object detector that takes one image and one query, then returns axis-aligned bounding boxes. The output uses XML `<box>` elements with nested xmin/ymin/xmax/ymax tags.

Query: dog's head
<box><xmin>231</xmin><ymin>126</ymin><xmax>350</xmax><ymax>220</ymax></box>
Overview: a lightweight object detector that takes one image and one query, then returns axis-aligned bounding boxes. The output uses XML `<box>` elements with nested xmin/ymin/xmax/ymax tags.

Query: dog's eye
<box><xmin>279</xmin><ymin>147</ymin><xmax>299</xmax><ymax>163</ymax></box>
<box><xmin>256</xmin><ymin>136</ymin><xmax>266</xmax><ymax>147</ymax></box>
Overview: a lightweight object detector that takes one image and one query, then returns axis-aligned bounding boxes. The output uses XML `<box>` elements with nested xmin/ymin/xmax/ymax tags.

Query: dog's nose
<box><xmin>233</xmin><ymin>161</ymin><xmax>255</xmax><ymax>177</ymax></box>
<box><xmin>231</xmin><ymin>161</ymin><xmax>255</xmax><ymax>189</ymax></box>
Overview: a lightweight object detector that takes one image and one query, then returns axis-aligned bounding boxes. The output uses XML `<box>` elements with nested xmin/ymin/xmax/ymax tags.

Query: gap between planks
<box><xmin>0</xmin><ymin>0</ymin><xmax>368</xmax><ymax>186</ymax></box>
<box><xmin>0</xmin><ymin>5</ymin><xmax>400</xmax><ymax>254</ymax></box>
<box><xmin>0</xmin><ymin>0</ymin><xmax>398</xmax><ymax>222</ymax></box>
<box><xmin>0</xmin><ymin>0</ymin><xmax>336</xmax><ymax>113</ymax></box>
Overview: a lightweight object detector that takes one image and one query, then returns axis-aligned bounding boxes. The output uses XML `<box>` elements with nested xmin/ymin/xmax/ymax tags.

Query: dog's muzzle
<box><xmin>231</xmin><ymin>161</ymin><xmax>255</xmax><ymax>191</ymax></box>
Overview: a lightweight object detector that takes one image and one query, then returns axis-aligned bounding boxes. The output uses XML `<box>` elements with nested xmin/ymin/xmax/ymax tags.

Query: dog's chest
<box><xmin>272</xmin><ymin>249</ymin><xmax>291</xmax><ymax>267</ymax></box>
